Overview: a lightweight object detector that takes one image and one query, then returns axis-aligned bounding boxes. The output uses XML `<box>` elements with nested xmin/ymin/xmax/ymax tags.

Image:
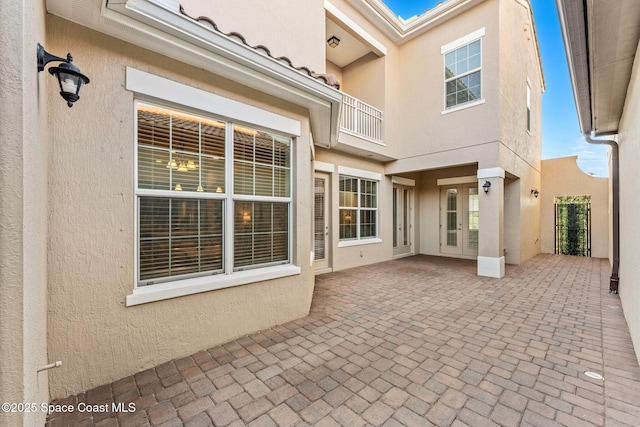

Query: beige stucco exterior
<box><xmin>617</xmin><ymin>41</ymin><xmax>640</xmax><ymax>363</ymax></box>
<box><xmin>1</xmin><ymin>0</ymin><xmax>569</xmax><ymax>419</ymax></box>
<box><xmin>540</xmin><ymin>157</ymin><xmax>609</xmax><ymax>258</ymax></box>
<box><xmin>45</xmin><ymin>16</ymin><xmax>319</xmax><ymax>398</ymax></box>
<box><xmin>0</xmin><ymin>0</ymin><xmax>50</xmax><ymax>425</ymax></box>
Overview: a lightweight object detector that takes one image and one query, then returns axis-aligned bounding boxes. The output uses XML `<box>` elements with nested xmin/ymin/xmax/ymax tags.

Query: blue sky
<box><xmin>382</xmin><ymin>0</ymin><xmax>609</xmax><ymax>177</ymax></box>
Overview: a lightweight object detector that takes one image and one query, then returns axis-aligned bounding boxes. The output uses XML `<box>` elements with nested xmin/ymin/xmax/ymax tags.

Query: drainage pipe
<box><xmin>585</xmin><ymin>134</ymin><xmax>619</xmax><ymax>293</ymax></box>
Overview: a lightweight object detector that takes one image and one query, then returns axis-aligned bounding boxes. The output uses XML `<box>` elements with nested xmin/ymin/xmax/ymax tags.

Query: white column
<box><xmin>477</xmin><ymin>168</ymin><xmax>505</xmax><ymax>278</ymax></box>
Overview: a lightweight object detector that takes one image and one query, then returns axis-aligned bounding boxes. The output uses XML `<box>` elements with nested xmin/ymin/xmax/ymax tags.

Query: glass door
<box><xmin>314</xmin><ymin>173</ymin><xmax>330</xmax><ymax>271</ymax></box>
<box><xmin>393</xmin><ymin>185</ymin><xmax>413</xmax><ymax>256</ymax></box>
<box><xmin>440</xmin><ymin>184</ymin><xmax>478</xmax><ymax>257</ymax></box>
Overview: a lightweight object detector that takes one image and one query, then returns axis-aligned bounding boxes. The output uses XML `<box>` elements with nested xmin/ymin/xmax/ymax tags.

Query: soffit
<box><xmin>559</xmin><ymin>0</ymin><xmax>640</xmax><ymax>135</ymax></box>
<box><xmin>326</xmin><ymin>18</ymin><xmax>372</xmax><ymax>67</ymax></box>
<box><xmin>588</xmin><ymin>0</ymin><xmax>640</xmax><ymax>134</ymax></box>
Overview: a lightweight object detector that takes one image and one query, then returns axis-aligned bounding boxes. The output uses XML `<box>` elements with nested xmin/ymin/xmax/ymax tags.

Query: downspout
<box><xmin>585</xmin><ymin>134</ymin><xmax>619</xmax><ymax>293</ymax></box>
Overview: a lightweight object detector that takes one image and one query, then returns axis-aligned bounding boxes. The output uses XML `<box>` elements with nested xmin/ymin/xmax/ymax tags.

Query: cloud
<box><xmin>569</xmin><ymin>138</ymin><xmax>609</xmax><ymax>177</ymax></box>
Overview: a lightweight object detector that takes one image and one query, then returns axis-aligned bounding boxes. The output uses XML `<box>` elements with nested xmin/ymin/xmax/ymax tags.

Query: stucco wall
<box><xmin>314</xmin><ymin>149</ymin><xmax>392</xmax><ymax>271</ymax></box>
<box><xmin>540</xmin><ymin>157</ymin><xmax>609</xmax><ymax>258</ymax></box>
<box><xmin>496</xmin><ymin>0</ymin><xmax>543</xmax><ymax>265</ymax></box>
<box><xmin>498</xmin><ymin>0</ymin><xmax>543</xmax><ymax>169</ymax></box>
<box><xmin>46</xmin><ymin>18</ymin><xmax>316</xmax><ymax>399</ymax></box>
<box><xmin>180</xmin><ymin>0</ymin><xmax>325</xmax><ymax>72</ymax></box>
<box><xmin>617</xmin><ymin>40</ymin><xmax>640</xmax><ymax>364</ymax></box>
<box><xmin>0</xmin><ymin>0</ymin><xmax>50</xmax><ymax>425</ymax></box>
<box><xmin>394</xmin><ymin>0</ymin><xmax>500</xmax><ymax>160</ymax></box>
<box><xmin>417</xmin><ymin>166</ymin><xmax>479</xmax><ymax>257</ymax></box>
<box><xmin>500</xmin><ymin>148</ymin><xmax>541</xmax><ymax>264</ymax></box>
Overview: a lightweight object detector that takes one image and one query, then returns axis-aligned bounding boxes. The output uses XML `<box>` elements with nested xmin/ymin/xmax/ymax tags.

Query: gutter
<box><xmin>585</xmin><ymin>134</ymin><xmax>620</xmax><ymax>294</ymax></box>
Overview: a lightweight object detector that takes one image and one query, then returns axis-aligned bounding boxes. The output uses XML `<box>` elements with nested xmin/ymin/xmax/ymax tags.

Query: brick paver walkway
<box><xmin>47</xmin><ymin>255</ymin><xmax>640</xmax><ymax>426</ymax></box>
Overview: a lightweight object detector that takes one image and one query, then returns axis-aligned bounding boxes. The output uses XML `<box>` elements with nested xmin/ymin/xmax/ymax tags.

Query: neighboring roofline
<box><xmin>46</xmin><ymin>0</ymin><xmax>342</xmax><ymax>147</ymax></box>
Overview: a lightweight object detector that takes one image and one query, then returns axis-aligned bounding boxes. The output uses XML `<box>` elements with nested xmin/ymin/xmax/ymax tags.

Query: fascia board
<box><xmin>555</xmin><ymin>0</ymin><xmax>592</xmax><ymax>134</ymax></box>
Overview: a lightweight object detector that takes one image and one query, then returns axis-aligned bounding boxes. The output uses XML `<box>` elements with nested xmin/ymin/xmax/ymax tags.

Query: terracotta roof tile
<box><xmin>179</xmin><ymin>5</ymin><xmax>341</xmax><ymax>89</ymax></box>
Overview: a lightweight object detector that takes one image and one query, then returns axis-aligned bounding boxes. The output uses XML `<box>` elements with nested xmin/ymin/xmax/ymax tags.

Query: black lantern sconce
<box><xmin>531</xmin><ymin>189</ymin><xmax>539</xmax><ymax>198</ymax></box>
<box><xmin>37</xmin><ymin>43</ymin><xmax>90</xmax><ymax>107</ymax></box>
<box><xmin>482</xmin><ymin>180</ymin><xmax>491</xmax><ymax>194</ymax></box>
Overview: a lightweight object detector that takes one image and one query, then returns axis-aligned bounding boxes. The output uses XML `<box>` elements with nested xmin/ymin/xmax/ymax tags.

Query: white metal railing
<box><xmin>340</xmin><ymin>94</ymin><xmax>383</xmax><ymax>143</ymax></box>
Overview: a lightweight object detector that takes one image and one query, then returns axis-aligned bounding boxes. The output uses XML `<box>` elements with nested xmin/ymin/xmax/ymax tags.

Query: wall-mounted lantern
<box><xmin>482</xmin><ymin>180</ymin><xmax>491</xmax><ymax>194</ymax></box>
<box><xmin>531</xmin><ymin>189</ymin><xmax>539</xmax><ymax>198</ymax></box>
<box><xmin>37</xmin><ymin>43</ymin><xmax>90</xmax><ymax>108</ymax></box>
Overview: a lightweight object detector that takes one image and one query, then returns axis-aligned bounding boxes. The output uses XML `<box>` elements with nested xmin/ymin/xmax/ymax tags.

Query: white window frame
<box><xmin>126</xmin><ymin>68</ymin><xmax>301</xmax><ymax>306</ymax></box>
<box><xmin>337</xmin><ymin>166</ymin><xmax>382</xmax><ymax>247</ymax></box>
<box><xmin>441</xmin><ymin>28</ymin><xmax>485</xmax><ymax>114</ymax></box>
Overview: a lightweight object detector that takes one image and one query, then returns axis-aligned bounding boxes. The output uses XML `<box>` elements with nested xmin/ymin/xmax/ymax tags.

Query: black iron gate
<box><xmin>555</xmin><ymin>199</ymin><xmax>591</xmax><ymax>256</ymax></box>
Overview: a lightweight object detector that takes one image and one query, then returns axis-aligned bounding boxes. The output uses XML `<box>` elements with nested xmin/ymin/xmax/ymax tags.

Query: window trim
<box><xmin>337</xmin><ymin>167</ymin><xmax>381</xmax><ymax>246</ymax></box>
<box><xmin>441</xmin><ymin>28</ymin><xmax>485</xmax><ymax>113</ymax></box>
<box><xmin>127</xmin><ymin>70</ymin><xmax>301</xmax><ymax>306</ymax></box>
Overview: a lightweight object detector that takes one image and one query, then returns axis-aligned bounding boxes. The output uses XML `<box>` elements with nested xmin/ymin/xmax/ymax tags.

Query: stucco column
<box><xmin>477</xmin><ymin>168</ymin><xmax>505</xmax><ymax>278</ymax></box>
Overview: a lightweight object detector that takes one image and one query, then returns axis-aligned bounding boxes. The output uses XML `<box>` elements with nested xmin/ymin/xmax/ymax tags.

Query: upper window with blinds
<box><xmin>136</xmin><ymin>103</ymin><xmax>292</xmax><ymax>287</ymax></box>
<box><xmin>444</xmin><ymin>39</ymin><xmax>481</xmax><ymax>109</ymax></box>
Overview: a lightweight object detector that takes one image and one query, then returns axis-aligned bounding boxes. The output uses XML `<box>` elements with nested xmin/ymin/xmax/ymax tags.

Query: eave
<box><xmin>557</xmin><ymin>0</ymin><xmax>640</xmax><ymax>135</ymax></box>
<box><xmin>46</xmin><ymin>0</ymin><xmax>342</xmax><ymax>147</ymax></box>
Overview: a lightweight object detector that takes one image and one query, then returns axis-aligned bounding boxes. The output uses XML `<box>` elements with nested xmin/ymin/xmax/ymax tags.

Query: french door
<box><xmin>393</xmin><ymin>185</ymin><xmax>413</xmax><ymax>256</ymax></box>
<box><xmin>440</xmin><ymin>184</ymin><xmax>479</xmax><ymax>256</ymax></box>
<box><xmin>314</xmin><ymin>173</ymin><xmax>330</xmax><ymax>271</ymax></box>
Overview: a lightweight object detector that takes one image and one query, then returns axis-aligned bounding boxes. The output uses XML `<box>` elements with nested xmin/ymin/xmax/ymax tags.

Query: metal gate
<box><xmin>555</xmin><ymin>200</ymin><xmax>591</xmax><ymax>256</ymax></box>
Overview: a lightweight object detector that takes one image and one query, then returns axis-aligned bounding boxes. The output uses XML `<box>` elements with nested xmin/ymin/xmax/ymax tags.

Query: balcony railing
<box><xmin>340</xmin><ymin>94</ymin><xmax>383</xmax><ymax>143</ymax></box>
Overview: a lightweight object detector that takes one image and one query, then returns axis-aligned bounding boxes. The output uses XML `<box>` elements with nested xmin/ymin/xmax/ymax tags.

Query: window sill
<box><xmin>441</xmin><ymin>99</ymin><xmax>485</xmax><ymax>115</ymax></box>
<box><xmin>126</xmin><ymin>264</ymin><xmax>301</xmax><ymax>306</ymax></box>
<box><xmin>338</xmin><ymin>238</ymin><xmax>382</xmax><ymax>248</ymax></box>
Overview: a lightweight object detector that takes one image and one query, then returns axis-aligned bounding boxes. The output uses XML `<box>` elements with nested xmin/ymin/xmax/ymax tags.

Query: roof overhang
<box><xmin>46</xmin><ymin>0</ymin><xmax>342</xmax><ymax>147</ymax></box>
<box><xmin>557</xmin><ymin>0</ymin><xmax>640</xmax><ymax>135</ymax></box>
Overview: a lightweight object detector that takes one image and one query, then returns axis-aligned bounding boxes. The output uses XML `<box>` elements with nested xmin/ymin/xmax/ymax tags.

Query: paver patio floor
<box><xmin>47</xmin><ymin>255</ymin><xmax>640</xmax><ymax>426</ymax></box>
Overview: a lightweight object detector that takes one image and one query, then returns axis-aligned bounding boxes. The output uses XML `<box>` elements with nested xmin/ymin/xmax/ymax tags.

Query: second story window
<box><xmin>442</xmin><ymin>28</ymin><xmax>485</xmax><ymax>111</ymax></box>
<box><xmin>444</xmin><ymin>39</ymin><xmax>481</xmax><ymax>109</ymax></box>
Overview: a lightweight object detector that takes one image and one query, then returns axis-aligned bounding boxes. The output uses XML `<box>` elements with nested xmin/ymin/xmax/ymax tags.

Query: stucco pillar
<box><xmin>0</xmin><ymin>1</ymin><xmax>49</xmax><ymax>425</ymax></box>
<box><xmin>477</xmin><ymin>168</ymin><xmax>505</xmax><ymax>278</ymax></box>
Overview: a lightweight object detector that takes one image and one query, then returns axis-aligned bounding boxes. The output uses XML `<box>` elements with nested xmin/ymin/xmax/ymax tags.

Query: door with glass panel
<box><xmin>440</xmin><ymin>184</ymin><xmax>479</xmax><ymax>257</ymax></box>
<box><xmin>393</xmin><ymin>185</ymin><xmax>413</xmax><ymax>257</ymax></box>
<box><xmin>314</xmin><ymin>173</ymin><xmax>330</xmax><ymax>271</ymax></box>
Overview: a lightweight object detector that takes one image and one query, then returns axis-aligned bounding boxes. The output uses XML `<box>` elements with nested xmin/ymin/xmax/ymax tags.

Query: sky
<box><xmin>382</xmin><ymin>0</ymin><xmax>609</xmax><ymax>177</ymax></box>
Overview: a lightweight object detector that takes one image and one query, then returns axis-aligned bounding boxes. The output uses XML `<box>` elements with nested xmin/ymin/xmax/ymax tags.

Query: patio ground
<box><xmin>46</xmin><ymin>255</ymin><xmax>640</xmax><ymax>426</ymax></box>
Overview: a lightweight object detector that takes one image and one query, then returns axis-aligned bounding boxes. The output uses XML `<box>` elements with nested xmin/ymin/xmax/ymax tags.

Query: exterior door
<box><xmin>314</xmin><ymin>173</ymin><xmax>330</xmax><ymax>271</ymax></box>
<box><xmin>393</xmin><ymin>185</ymin><xmax>413</xmax><ymax>256</ymax></box>
<box><xmin>440</xmin><ymin>184</ymin><xmax>479</xmax><ymax>257</ymax></box>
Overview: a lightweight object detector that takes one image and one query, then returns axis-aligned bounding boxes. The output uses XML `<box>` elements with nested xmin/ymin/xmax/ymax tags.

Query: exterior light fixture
<box><xmin>327</xmin><ymin>36</ymin><xmax>341</xmax><ymax>48</ymax></box>
<box><xmin>531</xmin><ymin>189</ymin><xmax>539</xmax><ymax>198</ymax></box>
<box><xmin>482</xmin><ymin>181</ymin><xmax>491</xmax><ymax>194</ymax></box>
<box><xmin>37</xmin><ymin>43</ymin><xmax>90</xmax><ymax>108</ymax></box>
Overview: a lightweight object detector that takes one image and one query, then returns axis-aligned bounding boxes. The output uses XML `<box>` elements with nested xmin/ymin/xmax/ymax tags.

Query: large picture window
<box><xmin>136</xmin><ymin>103</ymin><xmax>291</xmax><ymax>286</ymax></box>
<box><xmin>444</xmin><ymin>38</ymin><xmax>482</xmax><ymax>109</ymax></box>
<box><xmin>339</xmin><ymin>175</ymin><xmax>378</xmax><ymax>241</ymax></box>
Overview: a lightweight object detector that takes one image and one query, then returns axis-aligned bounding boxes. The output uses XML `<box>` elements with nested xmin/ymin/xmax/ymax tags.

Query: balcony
<box><xmin>340</xmin><ymin>93</ymin><xmax>383</xmax><ymax>144</ymax></box>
